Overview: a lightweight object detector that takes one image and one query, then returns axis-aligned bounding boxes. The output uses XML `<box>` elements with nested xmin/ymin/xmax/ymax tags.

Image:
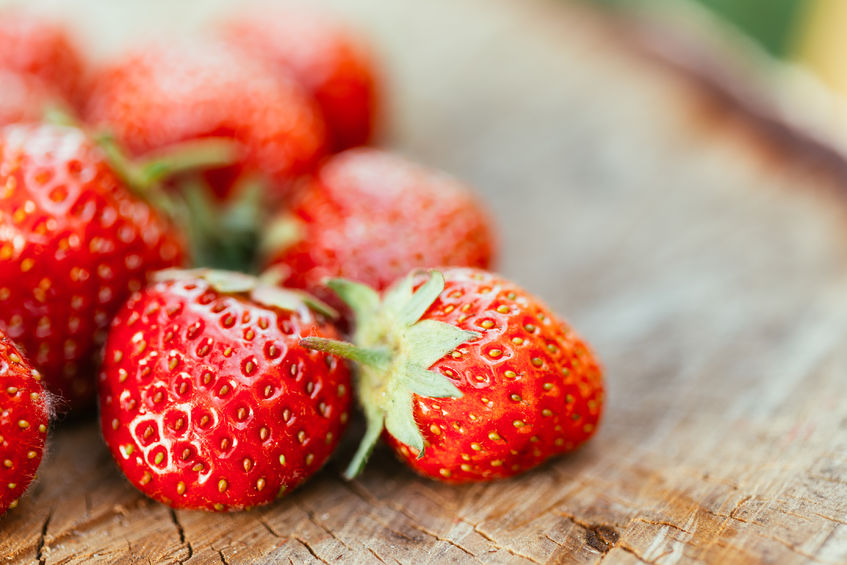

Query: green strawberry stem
<box><xmin>300</xmin><ymin>271</ymin><xmax>480</xmax><ymax>479</ymax></box>
<box><xmin>298</xmin><ymin>337</ymin><xmax>389</xmax><ymax>368</ymax></box>
<box><xmin>94</xmin><ymin>132</ymin><xmax>179</xmax><ymax>218</ymax></box>
<box><xmin>139</xmin><ymin>137</ymin><xmax>239</xmax><ymax>186</ymax></box>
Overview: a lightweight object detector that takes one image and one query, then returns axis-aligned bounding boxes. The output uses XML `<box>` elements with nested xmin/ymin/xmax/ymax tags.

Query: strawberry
<box><xmin>0</xmin><ymin>123</ymin><xmax>185</xmax><ymax>410</ymax></box>
<box><xmin>302</xmin><ymin>268</ymin><xmax>604</xmax><ymax>483</ymax></box>
<box><xmin>98</xmin><ymin>269</ymin><xmax>351</xmax><ymax>511</ymax></box>
<box><xmin>220</xmin><ymin>6</ymin><xmax>380</xmax><ymax>150</ymax></box>
<box><xmin>0</xmin><ymin>12</ymin><xmax>85</xmax><ymax>108</ymax></box>
<box><xmin>0</xmin><ymin>330</ymin><xmax>49</xmax><ymax>515</ymax></box>
<box><xmin>262</xmin><ymin>148</ymin><xmax>496</xmax><ymax>309</ymax></box>
<box><xmin>85</xmin><ymin>39</ymin><xmax>327</xmax><ymax>201</ymax></box>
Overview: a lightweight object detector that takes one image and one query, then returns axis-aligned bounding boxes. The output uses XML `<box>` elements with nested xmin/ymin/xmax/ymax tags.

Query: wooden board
<box><xmin>3</xmin><ymin>0</ymin><xmax>847</xmax><ymax>563</ymax></box>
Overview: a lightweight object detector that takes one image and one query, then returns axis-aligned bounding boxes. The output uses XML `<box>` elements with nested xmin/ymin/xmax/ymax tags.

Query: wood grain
<box><xmin>3</xmin><ymin>0</ymin><xmax>847</xmax><ymax>563</ymax></box>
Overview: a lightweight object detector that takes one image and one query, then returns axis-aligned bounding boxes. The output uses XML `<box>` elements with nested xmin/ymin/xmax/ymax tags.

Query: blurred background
<box><xmin>592</xmin><ymin>0</ymin><xmax>841</xmax><ymax>90</ymax></box>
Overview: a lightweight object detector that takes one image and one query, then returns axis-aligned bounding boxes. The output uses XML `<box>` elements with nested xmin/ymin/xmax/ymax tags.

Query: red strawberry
<box><xmin>302</xmin><ymin>268</ymin><xmax>604</xmax><ymax>483</ymax></box>
<box><xmin>0</xmin><ymin>330</ymin><xmax>49</xmax><ymax>515</ymax></box>
<box><xmin>262</xmin><ymin>148</ymin><xmax>496</xmax><ymax>309</ymax></box>
<box><xmin>0</xmin><ymin>123</ymin><xmax>185</xmax><ymax>410</ymax></box>
<box><xmin>0</xmin><ymin>12</ymin><xmax>85</xmax><ymax>107</ymax></box>
<box><xmin>98</xmin><ymin>269</ymin><xmax>351</xmax><ymax>511</ymax></box>
<box><xmin>86</xmin><ymin>39</ymin><xmax>327</xmax><ymax>201</ymax></box>
<box><xmin>220</xmin><ymin>6</ymin><xmax>380</xmax><ymax>151</ymax></box>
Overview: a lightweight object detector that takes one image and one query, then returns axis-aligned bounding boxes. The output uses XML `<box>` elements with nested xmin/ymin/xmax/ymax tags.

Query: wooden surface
<box><xmin>4</xmin><ymin>0</ymin><xmax>847</xmax><ymax>563</ymax></box>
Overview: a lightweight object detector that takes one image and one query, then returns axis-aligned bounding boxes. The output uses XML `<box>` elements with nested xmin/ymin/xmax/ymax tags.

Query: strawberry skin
<box><xmin>0</xmin><ymin>330</ymin><xmax>49</xmax><ymax>515</ymax></box>
<box><xmin>0</xmin><ymin>12</ymin><xmax>85</xmax><ymax>107</ymax></box>
<box><xmin>220</xmin><ymin>6</ymin><xmax>380</xmax><ymax>150</ymax></box>
<box><xmin>0</xmin><ymin>124</ymin><xmax>185</xmax><ymax>409</ymax></box>
<box><xmin>302</xmin><ymin>268</ymin><xmax>604</xmax><ymax>483</ymax></box>
<box><xmin>86</xmin><ymin>39</ymin><xmax>327</xmax><ymax>201</ymax></box>
<box><xmin>98</xmin><ymin>271</ymin><xmax>351</xmax><ymax>511</ymax></box>
<box><xmin>263</xmin><ymin>148</ymin><xmax>496</xmax><ymax>308</ymax></box>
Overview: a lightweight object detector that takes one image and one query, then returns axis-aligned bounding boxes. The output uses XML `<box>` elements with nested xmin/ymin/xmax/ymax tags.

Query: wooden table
<box><xmin>3</xmin><ymin>0</ymin><xmax>847</xmax><ymax>562</ymax></box>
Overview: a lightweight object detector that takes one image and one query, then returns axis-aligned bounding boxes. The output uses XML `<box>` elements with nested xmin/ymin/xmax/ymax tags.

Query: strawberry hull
<box><xmin>301</xmin><ymin>267</ymin><xmax>604</xmax><ymax>483</ymax></box>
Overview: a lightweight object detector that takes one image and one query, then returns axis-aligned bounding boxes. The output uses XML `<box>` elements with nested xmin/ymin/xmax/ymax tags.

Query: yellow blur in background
<box><xmin>794</xmin><ymin>0</ymin><xmax>847</xmax><ymax>97</ymax></box>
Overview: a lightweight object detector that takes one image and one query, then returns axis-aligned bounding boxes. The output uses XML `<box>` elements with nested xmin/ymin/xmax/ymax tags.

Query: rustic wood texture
<box><xmin>3</xmin><ymin>0</ymin><xmax>847</xmax><ymax>563</ymax></box>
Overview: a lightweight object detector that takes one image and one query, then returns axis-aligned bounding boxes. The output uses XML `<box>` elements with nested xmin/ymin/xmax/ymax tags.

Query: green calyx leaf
<box><xmin>326</xmin><ymin>278</ymin><xmax>380</xmax><ymax>324</ymax></box>
<box><xmin>307</xmin><ymin>270</ymin><xmax>480</xmax><ymax>477</ymax></box>
<box><xmin>402</xmin><ymin>363</ymin><xmax>462</xmax><ymax>399</ymax></box>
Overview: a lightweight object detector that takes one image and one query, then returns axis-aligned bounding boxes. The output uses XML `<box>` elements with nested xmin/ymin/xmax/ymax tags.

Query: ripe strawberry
<box><xmin>98</xmin><ymin>269</ymin><xmax>351</xmax><ymax>511</ymax></box>
<box><xmin>220</xmin><ymin>6</ymin><xmax>380</xmax><ymax>150</ymax></box>
<box><xmin>0</xmin><ymin>330</ymin><xmax>49</xmax><ymax>515</ymax></box>
<box><xmin>0</xmin><ymin>12</ymin><xmax>85</xmax><ymax>107</ymax></box>
<box><xmin>302</xmin><ymin>268</ymin><xmax>604</xmax><ymax>483</ymax></box>
<box><xmin>0</xmin><ymin>123</ymin><xmax>185</xmax><ymax>410</ymax></box>
<box><xmin>262</xmin><ymin>148</ymin><xmax>496</xmax><ymax>309</ymax></box>
<box><xmin>86</xmin><ymin>39</ymin><xmax>327</xmax><ymax>201</ymax></box>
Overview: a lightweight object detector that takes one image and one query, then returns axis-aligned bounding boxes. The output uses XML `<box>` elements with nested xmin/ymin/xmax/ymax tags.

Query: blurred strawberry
<box><xmin>220</xmin><ymin>6</ymin><xmax>380</xmax><ymax>151</ymax></box>
<box><xmin>0</xmin><ymin>12</ymin><xmax>85</xmax><ymax>107</ymax></box>
<box><xmin>261</xmin><ymin>148</ymin><xmax>496</xmax><ymax>309</ymax></box>
<box><xmin>86</xmin><ymin>39</ymin><xmax>328</xmax><ymax>202</ymax></box>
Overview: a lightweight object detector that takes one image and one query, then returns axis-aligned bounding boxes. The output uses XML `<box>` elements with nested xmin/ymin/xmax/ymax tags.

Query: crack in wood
<box><xmin>217</xmin><ymin>549</ymin><xmax>230</xmax><ymax>565</ymax></box>
<box><xmin>813</xmin><ymin>511</ymin><xmax>847</xmax><ymax>526</ymax></box>
<box><xmin>256</xmin><ymin>515</ymin><xmax>282</xmax><ymax>538</ymax></box>
<box><xmin>460</xmin><ymin>520</ymin><xmax>543</xmax><ymax>564</ymax></box>
<box><xmin>168</xmin><ymin>509</ymin><xmax>193</xmax><ymax>564</ymax></box>
<box><xmin>292</xmin><ymin>535</ymin><xmax>330</xmax><ymax>565</ymax></box>
<box><xmin>617</xmin><ymin>542</ymin><xmax>656</xmax><ymax>565</ymax></box>
<box><xmin>634</xmin><ymin>516</ymin><xmax>691</xmax><ymax>535</ymax></box>
<box><xmin>36</xmin><ymin>509</ymin><xmax>52</xmax><ymax>565</ymax></box>
<box><xmin>366</xmin><ymin>547</ymin><xmax>388</xmax><ymax>565</ymax></box>
<box><xmin>728</xmin><ymin>495</ymin><xmax>754</xmax><ymax>522</ymax></box>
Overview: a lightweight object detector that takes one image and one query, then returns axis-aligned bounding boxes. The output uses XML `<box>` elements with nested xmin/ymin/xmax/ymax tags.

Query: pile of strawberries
<box><xmin>0</xmin><ymin>6</ymin><xmax>604</xmax><ymax>515</ymax></box>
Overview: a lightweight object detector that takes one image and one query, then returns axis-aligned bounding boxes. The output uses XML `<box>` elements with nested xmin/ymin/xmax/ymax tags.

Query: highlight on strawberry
<box><xmin>97</xmin><ymin>269</ymin><xmax>351</xmax><ymax>511</ymax></box>
<box><xmin>302</xmin><ymin>267</ymin><xmax>604</xmax><ymax>483</ymax></box>
<box><xmin>0</xmin><ymin>330</ymin><xmax>50</xmax><ymax>516</ymax></box>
